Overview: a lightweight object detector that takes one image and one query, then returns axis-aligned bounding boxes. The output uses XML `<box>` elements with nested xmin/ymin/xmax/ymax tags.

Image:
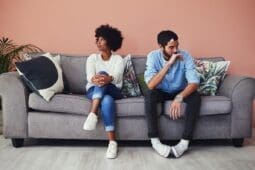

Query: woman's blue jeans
<box><xmin>86</xmin><ymin>71</ymin><xmax>123</xmax><ymax>132</ymax></box>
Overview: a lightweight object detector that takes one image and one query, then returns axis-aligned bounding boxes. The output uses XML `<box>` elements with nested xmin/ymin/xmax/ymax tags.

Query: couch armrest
<box><xmin>0</xmin><ymin>72</ymin><xmax>29</xmax><ymax>138</ymax></box>
<box><xmin>218</xmin><ymin>75</ymin><xmax>255</xmax><ymax>138</ymax></box>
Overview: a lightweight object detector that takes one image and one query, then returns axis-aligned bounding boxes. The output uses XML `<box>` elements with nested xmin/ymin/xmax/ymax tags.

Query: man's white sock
<box><xmin>151</xmin><ymin>138</ymin><xmax>171</xmax><ymax>158</ymax></box>
<box><xmin>172</xmin><ymin>139</ymin><xmax>189</xmax><ymax>158</ymax></box>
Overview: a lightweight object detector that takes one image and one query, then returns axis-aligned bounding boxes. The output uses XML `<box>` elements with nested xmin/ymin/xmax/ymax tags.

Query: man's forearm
<box><xmin>147</xmin><ymin>63</ymin><xmax>172</xmax><ymax>89</ymax></box>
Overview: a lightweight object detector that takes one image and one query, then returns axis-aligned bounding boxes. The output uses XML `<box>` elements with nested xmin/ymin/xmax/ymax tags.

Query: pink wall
<box><xmin>1</xmin><ymin>0</ymin><xmax>255</xmax><ymax>126</ymax></box>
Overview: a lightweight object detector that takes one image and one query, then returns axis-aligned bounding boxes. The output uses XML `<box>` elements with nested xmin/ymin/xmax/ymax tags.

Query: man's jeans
<box><xmin>145</xmin><ymin>89</ymin><xmax>201</xmax><ymax>140</ymax></box>
<box><xmin>86</xmin><ymin>71</ymin><xmax>123</xmax><ymax>132</ymax></box>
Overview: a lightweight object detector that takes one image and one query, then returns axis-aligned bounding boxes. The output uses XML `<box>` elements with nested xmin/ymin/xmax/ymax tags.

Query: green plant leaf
<box><xmin>0</xmin><ymin>37</ymin><xmax>43</xmax><ymax>73</ymax></box>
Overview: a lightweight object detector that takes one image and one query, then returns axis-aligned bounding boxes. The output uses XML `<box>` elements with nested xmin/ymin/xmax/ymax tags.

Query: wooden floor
<box><xmin>0</xmin><ymin>109</ymin><xmax>255</xmax><ymax>170</ymax></box>
<box><xmin>0</xmin><ymin>134</ymin><xmax>255</xmax><ymax>170</ymax></box>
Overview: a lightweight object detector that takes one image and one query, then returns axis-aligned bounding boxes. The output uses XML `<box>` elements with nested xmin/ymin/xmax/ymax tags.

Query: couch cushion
<box><xmin>115</xmin><ymin>97</ymin><xmax>145</xmax><ymax>116</ymax></box>
<box><xmin>29</xmin><ymin>93</ymin><xmax>91</xmax><ymax>115</ymax></box>
<box><xmin>199</xmin><ymin>96</ymin><xmax>232</xmax><ymax>116</ymax></box>
<box><xmin>29</xmin><ymin>93</ymin><xmax>147</xmax><ymax>117</ymax></box>
<box><xmin>60</xmin><ymin>55</ymin><xmax>87</xmax><ymax>94</ymax></box>
<box><xmin>163</xmin><ymin>95</ymin><xmax>231</xmax><ymax>117</ymax></box>
<box><xmin>29</xmin><ymin>93</ymin><xmax>232</xmax><ymax>117</ymax></box>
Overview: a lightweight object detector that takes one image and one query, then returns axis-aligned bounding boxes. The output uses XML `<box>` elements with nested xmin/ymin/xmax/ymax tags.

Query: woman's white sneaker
<box><xmin>83</xmin><ymin>112</ymin><xmax>98</xmax><ymax>130</ymax></box>
<box><xmin>106</xmin><ymin>141</ymin><xmax>118</xmax><ymax>159</ymax></box>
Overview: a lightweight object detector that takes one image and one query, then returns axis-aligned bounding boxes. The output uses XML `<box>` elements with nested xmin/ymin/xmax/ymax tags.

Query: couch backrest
<box><xmin>29</xmin><ymin>53</ymin><xmax>88</xmax><ymax>94</ymax></box>
<box><xmin>198</xmin><ymin>56</ymin><xmax>225</xmax><ymax>62</ymax></box>
<box><xmin>131</xmin><ymin>55</ymin><xmax>147</xmax><ymax>75</ymax></box>
<box><xmin>28</xmin><ymin>53</ymin><xmax>225</xmax><ymax>94</ymax></box>
<box><xmin>60</xmin><ymin>55</ymin><xmax>88</xmax><ymax>94</ymax></box>
<box><xmin>61</xmin><ymin>55</ymin><xmax>148</xmax><ymax>94</ymax></box>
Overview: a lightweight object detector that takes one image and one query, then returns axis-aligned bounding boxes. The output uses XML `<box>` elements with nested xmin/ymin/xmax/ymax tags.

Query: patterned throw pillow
<box><xmin>15</xmin><ymin>53</ymin><xmax>64</xmax><ymax>101</ymax></box>
<box><xmin>194</xmin><ymin>59</ymin><xmax>230</xmax><ymax>96</ymax></box>
<box><xmin>121</xmin><ymin>54</ymin><xmax>142</xmax><ymax>98</ymax></box>
<box><xmin>137</xmin><ymin>73</ymin><xmax>148</xmax><ymax>96</ymax></box>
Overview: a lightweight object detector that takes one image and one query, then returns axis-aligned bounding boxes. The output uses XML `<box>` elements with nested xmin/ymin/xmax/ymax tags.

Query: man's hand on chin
<box><xmin>167</xmin><ymin>53</ymin><xmax>183</xmax><ymax>66</ymax></box>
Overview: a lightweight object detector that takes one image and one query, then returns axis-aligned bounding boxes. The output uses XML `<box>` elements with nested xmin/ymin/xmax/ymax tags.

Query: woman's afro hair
<box><xmin>95</xmin><ymin>24</ymin><xmax>123</xmax><ymax>51</ymax></box>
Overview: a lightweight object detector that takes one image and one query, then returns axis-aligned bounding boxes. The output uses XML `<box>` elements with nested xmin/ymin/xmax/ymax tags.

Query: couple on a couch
<box><xmin>83</xmin><ymin>24</ymin><xmax>201</xmax><ymax>159</ymax></box>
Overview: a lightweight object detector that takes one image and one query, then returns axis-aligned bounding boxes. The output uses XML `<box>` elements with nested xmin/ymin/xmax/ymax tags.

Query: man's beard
<box><xmin>163</xmin><ymin>50</ymin><xmax>172</xmax><ymax>61</ymax></box>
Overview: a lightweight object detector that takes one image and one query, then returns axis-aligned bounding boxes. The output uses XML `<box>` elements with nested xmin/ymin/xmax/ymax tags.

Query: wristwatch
<box><xmin>174</xmin><ymin>94</ymin><xmax>183</xmax><ymax>103</ymax></box>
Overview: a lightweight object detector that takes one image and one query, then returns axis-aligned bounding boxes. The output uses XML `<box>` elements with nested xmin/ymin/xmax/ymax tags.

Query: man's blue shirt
<box><xmin>144</xmin><ymin>49</ymin><xmax>199</xmax><ymax>94</ymax></box>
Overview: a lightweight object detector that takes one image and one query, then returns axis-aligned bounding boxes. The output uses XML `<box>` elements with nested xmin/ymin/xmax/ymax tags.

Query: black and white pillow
<box><xmin>15</xmin><ymin>53</ymin><xmax>64</xmax><ymax>101</ymax></box>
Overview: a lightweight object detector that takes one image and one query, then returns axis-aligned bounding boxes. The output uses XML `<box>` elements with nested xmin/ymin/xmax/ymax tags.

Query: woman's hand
<box><xmin>92</xmin><ymin>74</ymin><xmax>112</xmax><ymax>86</ymax></box>
<box><xmin>98</xmin><ymin>74</ymin><xmax>112</xmax><ymax>86</ymax></box>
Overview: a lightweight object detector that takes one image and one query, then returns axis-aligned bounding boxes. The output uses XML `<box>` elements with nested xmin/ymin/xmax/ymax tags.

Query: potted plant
<box><xmin>0</xmin><ymin>37</ymin><xmax>43</xmax><ymax>74</ymax></box>
<box><xmin>0</xmin><ymin>37</ymin><xmax>43</xmax><ymax>120</ymax></box>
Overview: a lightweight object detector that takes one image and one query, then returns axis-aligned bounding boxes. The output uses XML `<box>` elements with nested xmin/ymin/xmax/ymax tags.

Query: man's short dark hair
<box><xmin>157</xmin><ymin>30</ymin><xmax>178</xmax><ymax>47</ymax></box>
<box><xmin>95</xmin><ymin>24</ymin><xmax>123</xmax><ymax>51</ymax></box>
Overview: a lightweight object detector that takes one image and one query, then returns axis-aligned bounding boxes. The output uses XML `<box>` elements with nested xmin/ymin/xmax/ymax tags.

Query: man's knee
<box><xmin>186</xmin><ymin>91</ymin><xmax>201</xmax><ymax>103</ymax></box>
<box><xmin>145</xmin><ymin>89</ymin><xmax>159</xmax><ymax>98</ymax></box>
<box><xmin>193</xmin><ymin>91</ymin><xmax>201</xmax><ymax>104</ymax></box>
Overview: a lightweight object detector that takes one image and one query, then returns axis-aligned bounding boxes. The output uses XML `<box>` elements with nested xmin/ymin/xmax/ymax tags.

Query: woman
<box><xmin>83</xmin><ymin>24</ymin><xmax>125</xmax><ymax>159</ymax></box>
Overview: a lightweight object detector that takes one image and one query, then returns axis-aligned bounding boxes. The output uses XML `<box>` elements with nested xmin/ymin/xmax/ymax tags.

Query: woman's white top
<box><xmin>86</xmin><ymin>53</ymin><xmax>125</xmax><ymax>90</ymax></box>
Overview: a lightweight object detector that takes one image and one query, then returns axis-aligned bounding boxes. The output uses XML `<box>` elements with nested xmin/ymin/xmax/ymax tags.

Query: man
<box><xmin>144</xmin><ymin>30</ymin><xmax>201</xmax><ymax>158</ymax></box>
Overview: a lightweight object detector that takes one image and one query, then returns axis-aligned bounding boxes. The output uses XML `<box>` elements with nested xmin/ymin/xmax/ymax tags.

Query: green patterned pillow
<box><xmin>121</xmin><ymin>55</ymin><xmax>142</xmax><ymax>98</ymax></box>
<box><xmin>137</xmin><ymin>73</ymin><xmax>148</xmax><ymax>96</ymax></box>
<box><xmin>194</xmin><ymin>59</ymin><xmax>230</xmax><ymax>96</ymax></box>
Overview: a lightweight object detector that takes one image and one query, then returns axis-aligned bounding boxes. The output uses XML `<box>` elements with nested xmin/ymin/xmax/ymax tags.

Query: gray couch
<box><xmin>0</xmin><ymin>54</ymin><xmax>255</xmax><ymax>148</ymax></box>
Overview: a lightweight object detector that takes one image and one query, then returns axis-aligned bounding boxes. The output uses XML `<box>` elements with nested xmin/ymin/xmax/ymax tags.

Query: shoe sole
<box><xmin>83</xmin><ymin>124</ymin><xmax>96</xmax><ymax>131</ymax></box>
